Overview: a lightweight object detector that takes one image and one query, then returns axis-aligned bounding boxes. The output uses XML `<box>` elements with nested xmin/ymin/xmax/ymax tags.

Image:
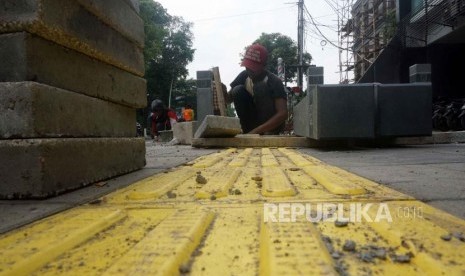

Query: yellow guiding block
<box><xmin>259</xmin><ymin>220</ymin><xmax>336</xmax><ymax>275</ymax></box>
<box><xmin>0</xmin><ymin>209</ymin><xmax>125</xmax><ymax>276</ymax></box>
<box><xmin>1</xmin><ymin>148</ymin><xmax>465</xmax><ymax>275</ymax></box>
<box><xmin>261</xmin><ymin>148</ymin><xmax>279</xmax><ymax>167</ymax></box>
<box><xmin>195</xmin><ymin>168</ymin><xmax>242</xmax><ymax>199</ymax></box>
<box><xmin>302</xmin><ymin>166</ymin><xmax>367</xmax><ymax>195</ymax></box>
<box><xmin>261</xmin><ymin>167</ymin><xmax>297</xmax><ymax>197</ymax></box>
<box><xmin>102</xmin><ymin>209</ymin><xmax>214</xmax><ymax>275</ymax></box>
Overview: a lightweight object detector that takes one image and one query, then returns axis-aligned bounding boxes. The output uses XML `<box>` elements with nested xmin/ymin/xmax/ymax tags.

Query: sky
<box><xmin>154</xmin><ymin>0</ymin><xmax>350</xmax><ymax>88</ymax></box>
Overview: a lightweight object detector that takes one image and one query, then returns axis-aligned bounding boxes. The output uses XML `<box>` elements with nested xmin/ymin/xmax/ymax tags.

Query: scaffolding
<box><xmin>338</xmin><ymin>0</ymin><xmax>356</xmax><ymax>84</ymax></box>
<box><xmin>345</xmin><ymin>0</ymin><xmax>397</xmax><ymax>81</ymax></box>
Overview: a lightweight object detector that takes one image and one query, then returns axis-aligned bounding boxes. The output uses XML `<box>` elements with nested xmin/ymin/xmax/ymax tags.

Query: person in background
<box><xmin>150</xmin><ymin>99</ymin><xmax>177</xmax><ymax>140</ymax></box>
<box><xmin>227</xmin><ymin>43</ymin><xmax>287</xmax><ymax>134</ymax></box>
<box><xmin>182</xmin><ymin>103</ymin><xmax>195</xmax><ymax>122</ymax></box>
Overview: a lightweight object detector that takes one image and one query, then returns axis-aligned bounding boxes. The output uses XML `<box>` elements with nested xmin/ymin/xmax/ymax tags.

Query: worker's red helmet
<box><xmin>241</xmin><ymin>43</ymin><xmax>268</xmax><ymax>72</ymax></box>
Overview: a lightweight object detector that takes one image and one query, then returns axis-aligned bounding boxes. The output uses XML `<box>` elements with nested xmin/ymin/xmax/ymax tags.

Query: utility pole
<box><xmin>297</xmin><ymin>0</ymin><xmax>304</xmax><ymax>89</ymax></box>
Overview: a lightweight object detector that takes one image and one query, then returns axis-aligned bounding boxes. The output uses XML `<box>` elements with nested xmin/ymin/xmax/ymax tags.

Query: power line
<box><xmin>191</xmin><ymin>5</ymin><xmax>296</xmax><ymax>23</ymax></box>
<box><xmin>304</xmin><ymin>5</ymin><xmax>349</xmax><ymax>50</ymax></box>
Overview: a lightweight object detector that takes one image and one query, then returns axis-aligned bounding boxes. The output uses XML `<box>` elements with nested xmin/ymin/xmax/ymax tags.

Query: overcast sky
<box><xmin>155</xmin><ymin>0</ymin><xmax>349</xmax><ymax>88</ymax></box>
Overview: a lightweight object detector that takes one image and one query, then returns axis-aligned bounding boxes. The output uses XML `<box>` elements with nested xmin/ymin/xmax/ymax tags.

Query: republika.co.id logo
<box><xmin>263</xmin><ymin>203</ymin><xmax>421</xmax><ymax>223</ymax></box>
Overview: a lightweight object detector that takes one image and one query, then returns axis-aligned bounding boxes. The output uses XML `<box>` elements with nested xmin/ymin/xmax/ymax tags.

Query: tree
<box><xmin>140</xmin><ymin>0</ymin><xmax>195</xmax><ymax>105</ymax></box>
<box><xmin>171</xmin><ymin>78</ymin><xmax>197</xmax><ymax>116</ymax></box>
<box><xmin>138</xmin><ymin>1</ymin><xmax>195</xmax><ymax>126</ymax></box>
<box><xmin>252</xmin><ymin>33</ymin><xmax>312</xmax><ymax>84</ymax></box>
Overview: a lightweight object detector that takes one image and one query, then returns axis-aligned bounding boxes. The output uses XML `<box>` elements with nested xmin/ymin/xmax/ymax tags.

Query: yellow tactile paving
<box><xmin>261</xmin><ymin>167</ymin><xmax>297</xmax><ymax>197</ymax></box>
<box><xmin>0</xmin><ymin>208</ymin><xmax>125</xmax><ymax>276</ymax></box>
<box><xmin>259</xmin><ymin>219</ymin><xmax>336</xmax><ymax>275</ymax></box>
<box><xmin>302</xmin><ymin>166</ymin><xmax>367</xmax><ymax>195</ymax></box>
<box><xmin>192</xmin><ymin>148</ymin><xmax>237</xmax><ymax>168</ymax></box>
<box><xmin>228</xmin><ymin>148</ymin><xmax>253</xmax><ymax>167</ymax></box>
<box><xmin>103</xmin><ymin>209</ymin><xmax>214</xmax><ymax>275</ymax></box>
<box><xmin>261</xmin><ymin>148</ymin><xmax>280</xmax><ymax>167</ymax></box>
<box><xmin>195</xmin><ymin>168</ymin><xmax>242</xmax><ymax>199</ymax></box>
<box><xmin>127</xmin><ymin>169</ymin><xmax>196</xmax><ymax>200</ymax></box>
<box><xmin>1</xmin><ymin>148</ymin><xmax>465</xmax><ymax>275</ymax></box>
<box><xmin>105</xmin><ymin>148</ymin><xmax>410</xmax><ymax>204</ymax></box>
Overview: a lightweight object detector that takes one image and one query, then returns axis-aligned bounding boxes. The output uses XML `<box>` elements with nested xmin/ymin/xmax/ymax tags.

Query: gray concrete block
<box><xmin>0</xmin><ymin>0</ymin><xmax>144</xmax><ymax>76</ymax></box>
<box><xmin>196</xmin><ymin>79</ymin><xmax>212</xmax><ymax>89</ymax></box>
<box><xmin>194</xmin><ymin>115</ymin><xmax>242</xmax><ymax>138</ymax></box>
<box><xmin>294</xmin><ymin>84</ymin><xmax>376</xmax><ymax>139</ymax></box>
<box><xmin>308</xmin><ymin>66</ymin><xmax>324</xmax><ymax>85</ymax></box>
<box><xmin>0</xmin><ymin>32</ymin><xmax>146</xmax><ymax>108</ymax></box>
<box><xmin>197</xmin><ymin>88</ymin><xmax>214</xmax><ymax>124</ymax></box>
<box><xmin>293</xmin><ymin>93</ymin><xmax>311</xmax><ymax>137</ymax></box>
<box><xmin>376</xmin><ymin>83</ymin><xmax>432</xmax><ymax>137</ymax></box>
<box><xmin>121</xmin><ymin>0</ymin><xmax>140</xmax><ymax>13</ymax></box>
<box><xmin>0</xmin><ymin>82</ymin><xmax>136</xmax><ymax>138</ymax></box>
<box><xmin>0</xmin><ymin>137</ymin><xmax>145</xmax><ymax>199</ymax></box>
<box><xmin>409</xmin><ymin>64</ymin><xmax>431</xmax><ymax>75</ymax></box>
<box><xmin>76</xmin><ymin>0</ymin><xmax>144</xmax><ymax>47</ymax></box>
<box><xmin>196</xmin><ymin>70</ymin><xmax>212</xmax><ymax>80</ymax></box>
<box><xmin>409</xmin><ymin>64</ymin><xmax>431</xmax><ymax>83</ymax></box>
<box><xmin>158</xmin><ymin>130</ymin><xmax>173</xmax><ymax>142</ymax></box>
<box><xmin>312</xmin><ymin>84</ymin><xmax>376</xmax><ymax>139</ymax></box>
<box><xmin>173</xmin><ymin>121</ymin><xmax>198</xmax><ymax>144</ymax></box>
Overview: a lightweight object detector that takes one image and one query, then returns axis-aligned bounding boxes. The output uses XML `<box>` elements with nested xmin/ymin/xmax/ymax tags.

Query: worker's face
<box><xmin>246</xmin><ymin>66</ymin><xmax>265</xmax><ymax>79</ymax></box>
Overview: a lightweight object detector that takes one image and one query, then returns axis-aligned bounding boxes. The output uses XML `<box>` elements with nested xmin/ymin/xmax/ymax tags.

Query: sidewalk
<box><xmin>0</xmin><ymin>142</ymin><xmax>218</xmax><ymax>234</ymax></box>
<box><xmin>1</xmin><ymin>140</ymin><xmax>464</xmax><ymax>234</ymax></box>
<box><xmin>299</xmin><ymin>143</ymin><xmax>465</xmax><ymax>219</ymax></box>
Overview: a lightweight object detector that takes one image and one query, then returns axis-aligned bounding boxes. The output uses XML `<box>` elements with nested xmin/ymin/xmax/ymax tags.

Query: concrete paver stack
<box><xmin>0</xmin><ymin>0</ymin><xmax>146</xmax><ymax>198</ymax></box>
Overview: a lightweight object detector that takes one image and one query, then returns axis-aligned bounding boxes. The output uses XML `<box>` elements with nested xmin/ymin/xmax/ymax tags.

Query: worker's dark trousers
<box><xmin>231</xmin><ymin>85</ymin><xmax>282</xmax><ymax>134</ymax></box>
<box><xmin>232</xmin><ymin>85</ymin><xmax>259</xmax><ymax>133</ymax></box>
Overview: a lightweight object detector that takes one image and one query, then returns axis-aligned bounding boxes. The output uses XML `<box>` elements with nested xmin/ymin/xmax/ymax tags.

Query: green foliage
<box><xmin>251</xmin><ymin>33</ymin><xmax>312</xmax><ymax>84</ymax></box>
<box><xmin>171</xmin><ymin>78</ymin><xmax>197</xmax><ymax>110</ymax></box>
<box><xmin>138</xmin><ymin>1</ymin><xmax>195</xmax><ymax>126</ymax></box>
<box><xmin>140</xmin><ymin>1</ymin><xmax>195</xmax><ymax>104</ymax></box>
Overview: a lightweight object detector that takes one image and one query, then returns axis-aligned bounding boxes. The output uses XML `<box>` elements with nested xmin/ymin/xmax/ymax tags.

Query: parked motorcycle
<box><xmin>459</xmin><ymin>102</ymin><xmax>465</xmax><ymax>130</ymax></box>
<box><xmin>432</xmin><ymin>100</ymin><xmax>449</xmax><ymax>131</ymax></box>
<box><xmin>432</xmin><ymin>98</ymin><xmax>465</xmax><ymax>131</ymax></box>
<box><xmin>443</xmin><ymin>100</ymin><xmax>464</xmax><ymax>131</ymax></box>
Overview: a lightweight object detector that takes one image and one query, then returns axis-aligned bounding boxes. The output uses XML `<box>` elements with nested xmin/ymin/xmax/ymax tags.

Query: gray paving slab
<box><xmin>0</xmin><ymin>32</ymin><xmax>146</xmax><ymax>108</ymax></box>
<box><xmin>0</xmin><ymin>202</ymin><xmax>71</xmax><ymax>233</ymax></box>
<box><xmin>299</xmin><ymin>143</ymin><xmax>465</xmax><ymax>219</ymax></box>
<box><xmin>427</xmin><ymin>199</ymin><xmax>465</xmax><ymax>219</ymax></box>
<box><xmin>194</xmin><ymin>115</ymin><xmax>242</xmax><ymax>138</ymax></box>
<box><xmin>0</xmin><ymin>142</ymin><xmax>218</xmax><ymax>233</ymax></box>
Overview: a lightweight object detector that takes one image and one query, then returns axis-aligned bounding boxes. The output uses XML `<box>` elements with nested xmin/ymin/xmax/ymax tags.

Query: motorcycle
<box><xmin>443</xmin><ymin>100</ymin><xmax>464</xmax><ymax>131</ymax></box>
<box><xmin>432</xmin><ymin>100</ymin><xmax>449</xmax><ymax>131</ymax></box>
<box><xmin>459</xmin><ymin>102</ymin><xmax>465</xmax><ymax>130</ymax></box>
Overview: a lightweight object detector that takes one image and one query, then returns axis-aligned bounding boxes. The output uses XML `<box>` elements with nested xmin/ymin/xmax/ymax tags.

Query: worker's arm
<box><xmin>248</xmin><ymin>98</ymin><xmax>287</xmax><ymax>134</ymax></box>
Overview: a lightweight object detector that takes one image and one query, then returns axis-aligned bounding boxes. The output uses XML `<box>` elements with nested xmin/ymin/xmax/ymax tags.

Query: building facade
<box><xmin>351</xmin><ymin>0</ymin><xmax>465</xmax><ymax>99</ymax></box>
<box><xmin>351</xmin><ymin>0</ymin><xmax>397</xmax><ymax>81</ymax></box>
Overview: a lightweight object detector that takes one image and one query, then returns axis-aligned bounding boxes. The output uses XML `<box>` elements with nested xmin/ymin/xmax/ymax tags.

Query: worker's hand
<box><xmin>225</xmin><ymin>90</ymin><xmax>235</xmax><ymax>104</ymax></box>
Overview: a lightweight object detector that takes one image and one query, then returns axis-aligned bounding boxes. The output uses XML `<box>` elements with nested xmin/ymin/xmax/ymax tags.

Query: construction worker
<box><xmin>149</xmin><ymin>99</ymin><xmax>177</xmax><ymax>139</ymax></box>
<box><xmin>228</xmin><ymin>43</ymin><xmax>288</xmax><ymax>134</ymax></box>
<box><xmin>182</xmin><ymin>104</ymin><xmax>194</xmax><ymax>122</ymax></box>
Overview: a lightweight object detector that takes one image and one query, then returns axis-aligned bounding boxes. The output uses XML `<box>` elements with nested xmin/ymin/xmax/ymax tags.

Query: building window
<box><xmin>412</xmin><ymin>0</ymin><xmax>424</xmax><ymax>11</ymax></box>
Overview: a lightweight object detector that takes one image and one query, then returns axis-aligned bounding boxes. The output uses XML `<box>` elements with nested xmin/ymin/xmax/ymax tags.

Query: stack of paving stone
<box><xmin>0</xmin><ymin>0</ymin><xmax>146</xmax><ymax>198</ymax></box>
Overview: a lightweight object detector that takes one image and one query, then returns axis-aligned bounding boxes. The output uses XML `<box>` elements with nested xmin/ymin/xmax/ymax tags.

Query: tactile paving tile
<box><xmin>1</xmin><ymin>148</ymin><xmax>465</xmax><ymax>275</ymax></box>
